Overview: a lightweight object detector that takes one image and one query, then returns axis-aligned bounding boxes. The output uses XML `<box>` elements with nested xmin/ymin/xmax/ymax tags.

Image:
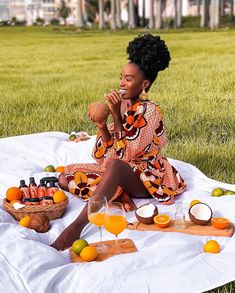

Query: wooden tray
<box><xmin>127</xmin><ymin>221</ymin><xmax>234</xmax><ymax>237</ymax></box>
<box><xmin>70</xmin><ymin>238</ymin><xmax>137</xmax><ymax>263</ymax></box>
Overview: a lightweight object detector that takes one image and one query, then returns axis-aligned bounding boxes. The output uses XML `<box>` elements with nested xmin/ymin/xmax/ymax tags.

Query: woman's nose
<box><xmin>120</xmin><ymin>78</ymin><xmax>125</xmax><ymax>87</ymax></box>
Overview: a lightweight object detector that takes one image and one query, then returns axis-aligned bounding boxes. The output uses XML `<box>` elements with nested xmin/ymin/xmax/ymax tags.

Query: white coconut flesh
<box><xmin>136</xmin><ymin>204</ymin><xmax>156</xmax><ymax>218</ymax></box>
<box><xmin>190</xmin><ymin>204</ymin><xmax>212</xmax><ymax>220</ymax></box>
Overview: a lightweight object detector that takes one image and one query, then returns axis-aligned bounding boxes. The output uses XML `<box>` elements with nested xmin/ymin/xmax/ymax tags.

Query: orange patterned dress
<box><xmin>65</xmin><ymin>100</ymin><xmax>186</xmax><ymax>203</ymax></box>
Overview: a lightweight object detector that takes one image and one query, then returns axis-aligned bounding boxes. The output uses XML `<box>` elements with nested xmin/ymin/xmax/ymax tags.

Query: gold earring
<box><xmin>139</xmin><ymin>89</ymin><xmax>148</xmax><ymax>100</ymax></box>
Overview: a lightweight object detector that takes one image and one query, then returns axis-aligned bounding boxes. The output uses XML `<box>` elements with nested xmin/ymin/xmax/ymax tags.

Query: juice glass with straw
<box><xmin>104</xmin><ymin>202</ymin><xmax>127</xmax><ymax>254</ymax></box>
<box><xmin>87</xmin><ymin>195</ymin><xmax>107</xmax><ymax>252</ymax></box>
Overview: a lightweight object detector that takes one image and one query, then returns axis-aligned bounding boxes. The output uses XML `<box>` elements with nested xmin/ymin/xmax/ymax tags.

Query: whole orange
<box><xmin>19</xmin><ymin>216</ymin><xmax>31</xmax><ymax>228</ymax></box>
<box><xmin>203</xmin><ymin>240</ymin><xmax>220</xmax><ymax>253</ymax></box>
<box><xmin>56</xmin><ymin>166</ymin><xmax>65</xmax><ymax>173</ymax></box>
<box><xmin>80</xmin><ymin>245</ymin><xmax>98</xmax><ymax>262</ymax></box>
<box><xmin>6</xmin><ymin>187</ymin><xmax>22</xmax><ymax>202</ymax></box>
<box><xmin>53</xmin><ymin>190</ymin><xmax>67</xmax><ymax>203</ymax></box>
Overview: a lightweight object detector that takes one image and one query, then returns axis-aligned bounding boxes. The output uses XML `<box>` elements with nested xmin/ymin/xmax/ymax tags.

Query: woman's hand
<box><xmin>105</xmin><ymin>90</ymin><xmax>122</xmax><ymax>120</ymax></box>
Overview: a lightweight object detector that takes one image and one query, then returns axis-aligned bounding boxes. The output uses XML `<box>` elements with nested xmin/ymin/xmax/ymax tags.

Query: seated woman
<box><xmin>51</xmin><ymin>34</ymin><xmax>186</xmax><ymax>251</ymax></box>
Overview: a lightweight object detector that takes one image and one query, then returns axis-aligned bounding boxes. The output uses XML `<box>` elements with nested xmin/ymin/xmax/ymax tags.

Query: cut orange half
<box><xmin>154</xmin><ymin>214</ymin><xmax>171</xmax><ymax>228</ymax></box>
<box><xmin>190</xmin><ymin>200</ymin><xmax>201</xmax><ymax>207</ymax></box>
<box><xmin>211</xmin><ymin>217</ymin><xmax>229</xmax><ymax>229</ymax></box>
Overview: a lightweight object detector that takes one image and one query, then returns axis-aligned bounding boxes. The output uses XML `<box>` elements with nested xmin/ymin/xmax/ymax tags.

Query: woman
<box><xmin>51</xmin><ymin>34</ymin><xmax>186</xmax><ymax>250</ymax></box>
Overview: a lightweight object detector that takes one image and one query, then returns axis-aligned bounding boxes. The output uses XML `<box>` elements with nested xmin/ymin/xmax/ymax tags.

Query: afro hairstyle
<box><xmin>127</xmin><ymin>34</ymin><xmax>171</xmax><ymax>84</ymax></box>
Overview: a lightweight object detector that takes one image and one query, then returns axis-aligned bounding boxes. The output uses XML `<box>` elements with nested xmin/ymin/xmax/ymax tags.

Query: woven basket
<box><xmin>3</xmin><ymin>198</ymin><xmax>69</xmax><ymax>221</ymax></box>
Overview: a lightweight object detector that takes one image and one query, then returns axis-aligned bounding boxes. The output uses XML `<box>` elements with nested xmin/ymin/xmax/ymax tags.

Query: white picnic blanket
<box><xmin>0</xmin><ymin>132</ymin><xmax>235</xmax><ymax>293</ymax></box>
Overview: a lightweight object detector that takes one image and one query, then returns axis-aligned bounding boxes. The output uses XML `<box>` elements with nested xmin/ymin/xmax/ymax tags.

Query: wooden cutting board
<box><xmin>70</xmin><ymin>238</ymin><xmax>137</xmax><ymax>263</ymax></box>
<box><xmin>127</xmin><ymin>221</ymin><xmax>234</xmax><ymax>237</ymax></box>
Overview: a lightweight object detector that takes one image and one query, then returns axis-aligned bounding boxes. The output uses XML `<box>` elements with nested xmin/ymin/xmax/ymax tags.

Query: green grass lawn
<box><xmin>0</xmin><ymin>26</ymin><xmax>235</xmax><ymax>292</ymax></box>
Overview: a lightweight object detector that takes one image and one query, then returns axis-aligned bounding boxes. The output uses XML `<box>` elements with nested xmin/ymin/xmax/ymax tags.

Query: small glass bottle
<box><xmin>174</xmin><ymin>202</ymin><xmax>185</xmax><ymax>230</ymax></box>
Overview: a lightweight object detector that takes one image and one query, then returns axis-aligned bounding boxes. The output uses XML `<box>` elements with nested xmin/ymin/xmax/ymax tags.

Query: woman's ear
<box><xmin>143</xmin><ymin>80</ymin><xmax>151</xmax><ymax>90</ymax></box>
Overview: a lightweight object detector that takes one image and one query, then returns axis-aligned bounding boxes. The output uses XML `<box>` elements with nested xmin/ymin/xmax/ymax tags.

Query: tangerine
<box><xmin>80</xmin><ymin>245</ymin><xmax>98</xmax><ymax>262</ymax></box>
<box><xmin>190</xmin><ymin>200</ymin><xmax>201</xmax><ymax>207</ymax></box>
<box><xmin>211</xmin><ymin>188</ymin><xmax>224</xmax><ymax>197</ymax></box>
<box><xmin>6</xmin><ymin>187</ymin><xmax>22</xmax><ymax>202</ymax></box>
<box><xmin>19</xmin><ymin>215</ymin><xmax>31</xmax><ymax>228</ymax></box>
<box><xmin>203</xmin><ymin>240</ymin><xmax>220</xmax><ymax>253</ymax></box>
<box><xmin>154</xmin><ymin>214</ymin><xmax>171</xmax><ymax>228</ymax></box>
<box><xmin>53</xmin><ymin>190</ymin><xmax>67</xmax><ymax>203</ymax></box>
<box><xmin>211</xmin><ymin>218</ymin><xmax>229</xmax><ymax>229</ymax></box>
<box><xmin>56</xmin><ymin>166</ymin><xmax>65</xmax><ymax>173</ymax></box>
<box><xmin>72</xmin><ymin>239</ymin><xmax>89</xmax><ymax>255</ymax></box>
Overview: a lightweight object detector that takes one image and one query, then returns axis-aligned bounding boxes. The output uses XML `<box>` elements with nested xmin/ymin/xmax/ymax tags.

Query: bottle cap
<box><xmin>20</xmin><ymin>180</ymin><xmax>26</xmax><ymax>186</ymax></box>
<box><xmin>29</xmin><ymin>177</ymin><xmax>35</xmax><ymax>183</ymax></box>
<box><xmin>39</xmin><ymin>179</ymin><xmax>46</xmax><ymax>186</ymax></box>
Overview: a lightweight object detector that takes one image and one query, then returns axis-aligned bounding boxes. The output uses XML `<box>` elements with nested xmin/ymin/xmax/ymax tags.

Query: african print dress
<box><xmin>65</xmin><ymin>100</ymin><xmax>186</xmax><ymax>203</ymax></box>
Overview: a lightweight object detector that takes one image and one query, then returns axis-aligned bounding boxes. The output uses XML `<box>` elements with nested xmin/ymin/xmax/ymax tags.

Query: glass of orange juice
<box><xmin>104</xmin><ymin>202</ymin><xmax>127</xmax><ymax>254</ymax></box>
<box><xmin>88</xmin><ymin>194</ymin><xmax>107</xmax><ymax>252</ymax></box>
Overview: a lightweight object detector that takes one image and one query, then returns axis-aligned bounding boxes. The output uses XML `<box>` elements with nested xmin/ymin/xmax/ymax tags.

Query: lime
<box><xmin>69</xmin><ymin>134</ymin><xmax>77</xmax><ymax>141</ymax></box>
<box><xmin>211</xmin><ymin>188</ymin><xmax>224</xmax><ymax>197</ymax></box>
<box><xmin>71</xmin><ymin>239</ymin><xmax>89</xmax><ymax>255</ymax></box>
<box><xmin>44</xmin><ymin>165</ymin><xmax>56</xmax><ymax>172</ymax></box>
<box><xmin>224</xmin><ymin>190</ymin><xmax>235</xmax><ymax>195</ymax></box>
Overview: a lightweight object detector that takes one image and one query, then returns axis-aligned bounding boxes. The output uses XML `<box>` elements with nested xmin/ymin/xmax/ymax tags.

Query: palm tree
<box><xmin>116</xmin><ymin>0</ymin><xmax>122</xmax><ymax>29</ymax></box>
<box><xmin>229</xmin><ymin>0</ymin><xmax>234</xmax><ymax>21</ymax></box>
<box><xmin>98</xmin><ymin>0</ymin><xmax>105</xmax><ymax>29</ymax></box>
<box><xmin>128</xmin><ymin>0</ymin><xmax>136</xmax><ymax>29</ymax></box>
<box><xmin>201</xmin><ymin>0</ymin><xmax>210</xmax><ymax>27</ymax></box>
<box><xmin>174</xmin><ymin>0</ymin><xmax>182</xmax><ymax>28</ymax></box>
<box><xmin>210</xmin><ymin>0</ymin><xmax>220</xmax><ymax>29</ymax></box>
<box><xmin>149</xmin><ymin>0</ymin><xmax>155</xmax><ymax>29</ymax></box>
<box><xmin>58</xmin><ymin>0</ymin><xmax>71</xmax><ymax>26</ymax></box>
<box><xmin>76</xmin><ymin>0</ymin><xmax>84</xmax><ymax>28</ymax></box>
<box><xmin>155</xmin><ymin>0</ymin><xmax>162</xmax><ymax>29</ymax></box>
<box><xmin>196</xmin><ymin>0</ymin><xmax>201</xmax><ymax>16</ymax></box>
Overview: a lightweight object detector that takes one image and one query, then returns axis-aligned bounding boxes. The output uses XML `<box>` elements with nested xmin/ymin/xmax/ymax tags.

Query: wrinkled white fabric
<box><xmin>0</xmin><ymin>132</ymin><xmax>234</xmax><ymax>293</ymax></box>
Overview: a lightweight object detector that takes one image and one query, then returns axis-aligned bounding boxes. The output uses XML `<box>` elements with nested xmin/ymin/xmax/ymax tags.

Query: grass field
<box><xmin>0</xmin><ymin>26</ymin><xmax>235</xmax><ymax>292</ymax></box>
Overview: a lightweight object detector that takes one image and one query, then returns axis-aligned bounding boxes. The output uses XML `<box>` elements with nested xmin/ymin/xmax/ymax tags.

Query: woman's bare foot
<box><xmin>50</xmin><ymin>224</ymin><xmax>82</xmax><ymax>251</ymax></box>
<box><xmin>116</xmin><ymin>191</ymin><xmax>137</xmax><ymax>212</ymax></box>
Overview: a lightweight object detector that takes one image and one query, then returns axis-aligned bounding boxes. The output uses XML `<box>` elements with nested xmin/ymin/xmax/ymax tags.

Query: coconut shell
<box><xmin>188</xmin><ymin>203</ymin><xmax>212</xmax><ymax>226</ymax></box>
<box><xmin>88</xmin><ymin>101</ymin><xmax>110</xmax><ymax>123</ymax></box>
<box><xmin>28</xmin><ymin>214</ymin><xmax>50</xmax><ymax>233</ymax></box>
<box><xmin>135</xmin><ymin>203</ymin><xmax>158</xmax><ymax>225</ymax></box>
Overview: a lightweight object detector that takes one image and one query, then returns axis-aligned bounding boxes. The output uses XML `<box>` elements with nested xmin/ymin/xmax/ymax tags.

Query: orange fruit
<box><xmin>56</xmin><ymin>166</ymin><xmax>65</xmax><ymax>173</ymax></box>
<box><xmin>154</xmin><ymin>214</ymin><xmax>171</xmax><ymax>228</ymax></box>
<box><xmin>53</xmin><ymin>190</ymin><xmax>67</xmax><ymax>203</ymax></box>
<box><xmin>6</xmin><ymin>187</ymin><xmax>22</xmax><ymax>202</ymax></box>
<box><xmin>203</xmin><ymin>240</ymin><xmax>220</xmax><ymax>253</ymax></box>
<box><xmin>72</xmin><ymin>239</ymin><xmax>89</xmax><ymax>255</ymax></box>
<box><xmin>80</xmin><ymin>245</ymin><xmax>98</xmax><ymax>262</ymax></box>
<box><xmin>211</xmin><ymin>217</ymin><xmax>229</xmax><ymax>229</ymax></box>
<box><xmin>19</xmin><ymin>215</ymin><xmax>31</xmax><ymax>228</ymax></box>
<box><xmin>190</xmin><ymin>200</ymin><xmax>201</xmax><ymax>207</ymax></box>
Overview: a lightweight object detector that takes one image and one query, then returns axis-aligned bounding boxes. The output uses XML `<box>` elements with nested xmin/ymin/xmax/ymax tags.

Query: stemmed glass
<box><xmin>87</xmin><ymin>194</ymin><xmax>107</xmax><ymax>252</ymax></box>
<box><xmin>104</xmin><ymin>202</ymin><xmax>127</xmax><ymax>254</ymax></box>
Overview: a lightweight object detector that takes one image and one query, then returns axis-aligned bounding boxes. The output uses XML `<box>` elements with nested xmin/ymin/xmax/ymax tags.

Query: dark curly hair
<box><xmin>127</xmin><ymin>34</ymin><xmax>171</xmax><ymax>86</ymax></box>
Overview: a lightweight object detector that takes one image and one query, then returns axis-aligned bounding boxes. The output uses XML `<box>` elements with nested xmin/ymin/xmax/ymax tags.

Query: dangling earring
<box><xmin>139</xmin><ymin>89</ymin><xmax>148</xmax><ymax>100</ymax></box>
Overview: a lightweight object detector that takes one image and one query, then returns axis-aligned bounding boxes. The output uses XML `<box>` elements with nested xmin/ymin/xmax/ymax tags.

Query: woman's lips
<box><xmin>119</xmin><ymin>89</ymin><xmax>127</xmax><ymax>97</ymax></box>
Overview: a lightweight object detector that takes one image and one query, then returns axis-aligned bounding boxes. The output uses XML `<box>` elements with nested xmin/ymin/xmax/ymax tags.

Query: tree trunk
<box><xmin>128</xmin><ymin>0</ymin><xmax>136</xmax><ymax>29</ymax></box>
<box><xmin>196</xmin><ymin>0</ymin><xmax>201</xmax><ymax>16</ymax></box>
<box><xmin>142</xmin><ymin>0</ymin><xmax>146</xmax><ymax>26</ymax></box>
<box><xmin>220</xmin><ymin>0</ymin><xmax>225</xmax><ymax>16</ymax></box>
<box><xmin>230</xmin><ymin>0</ymin><xmax>234</xmax><ymax>21</ymax></box>
<box><xmin>76</xmin><ymin>0</ymin><xmax>84</xmax><ymax>28</ymax></box>
<box><xmin>110</xmin><ymin>0</ymin><xmax>116</xmax><ymax>30</ymax></box>
<box><xmin>210</xmin><ymin>0</ymin><xmax>220</xmax><ymax>29</ymax></box>
<box><xmin>155</xmin><ymin>0</ymin><xmax>162</xmax><ymax>29</ymax></box>
<box><xmin>201</xmin><ymin>0</ymin><xmax>210</xmax><ymax>27</ymax></box>
<box><xmin>176</xmin><ymin>0</ymin><xmax>182</xmax><ymax>27</ymax></box>
<box><xmin>98</xmin><ymin>0</ymin><xmax>105</xmax><ymax>29</ymax></box>
<box><xmin>149</xmin><ymin>0</ymin><xmax>155</xmax><ymax>29</ymax></box>
<box><xmin>116</xmin><ymin>0</ymin><xmax>122</xmax><ymax>29</ymax></box>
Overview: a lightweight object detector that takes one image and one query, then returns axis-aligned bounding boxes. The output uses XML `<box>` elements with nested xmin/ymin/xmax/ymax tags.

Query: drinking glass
<box><xmin>87</xmin><ymin>194</ymin><xmax>107</xmax><ymax>252</ymax></box>
<box><xmin>104</xmin><ymin>202</ymin><xmax>127</xmax><ymax>254</ymax></box>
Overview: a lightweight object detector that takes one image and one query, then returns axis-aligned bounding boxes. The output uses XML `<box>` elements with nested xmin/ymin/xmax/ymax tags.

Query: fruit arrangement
<box><xmin>71</xmin><ymin>239</ymin><xmax>98</xmax><ymax>262</ymax></box>
<box><xmin>68</xmin><ymin>131</ymin><xmax>91</xmax><ymax>142</ymax></box>
<box><xmin>44</xmin><ymin>165</ymin><xmax>65</xmax><ymax>173</ymax></box>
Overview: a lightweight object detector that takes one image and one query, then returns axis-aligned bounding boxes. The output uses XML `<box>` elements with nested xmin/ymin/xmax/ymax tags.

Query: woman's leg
<box><xmin>51</xmin><ymin>159</ymin><xmax>150</xmax><ymax>250</ymax></box>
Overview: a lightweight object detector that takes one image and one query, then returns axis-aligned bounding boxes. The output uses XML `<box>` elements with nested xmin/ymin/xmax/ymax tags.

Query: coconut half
<box><xmin>189</xmin><ymin>203</ymin><xmax>213</xmax><ymax>225</ymax></box>
<box><xmin>135</xmin><ymin>203</ymin><xmax>158</xmax><ymax>225</ymax></box>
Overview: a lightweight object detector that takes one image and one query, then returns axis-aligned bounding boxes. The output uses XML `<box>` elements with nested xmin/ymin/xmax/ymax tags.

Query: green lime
<box><xmin>71</xmin><ymin>239</ymin><xmax>89</xmax><ymax>255</ymax></box>
<box><xmin>224</xmin><ymin>190</ymin><xmax>235</xmax><ymax>195</ymax></box>
<box><xmin>44</xmin><ymin>165</ymin><xmax>56</xmax><ymax>172</ymax></box>
<box><xmin>69</xmin><ymin>134</ymin><xmax>77</xmax><ymax>141</ymax></box>
<box><xmin>211</xmin><ymin>188</ymin><xmax>224</xmax><ymax>197</ymax></box>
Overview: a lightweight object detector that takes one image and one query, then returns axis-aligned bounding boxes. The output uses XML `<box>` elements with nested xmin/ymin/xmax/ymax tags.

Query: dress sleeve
<box><xmin>92</xmin><ymin>101</ymin><xmax>167</xmax><ymax>167</ymax></box>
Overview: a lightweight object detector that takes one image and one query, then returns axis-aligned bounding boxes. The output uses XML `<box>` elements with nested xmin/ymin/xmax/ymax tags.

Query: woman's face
<box><xmin>119</xmin><ymin>63</ymin><xmax>149</xmax><ymax>100</ymax></box>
